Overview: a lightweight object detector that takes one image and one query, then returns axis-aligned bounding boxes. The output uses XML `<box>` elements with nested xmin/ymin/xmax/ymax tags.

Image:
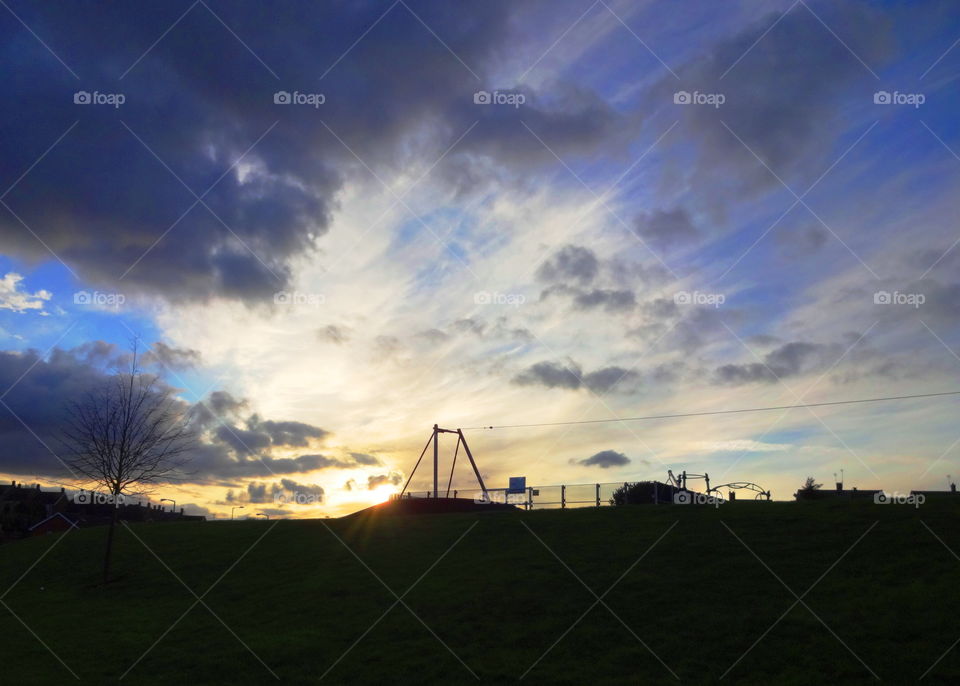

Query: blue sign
<box><xmin>507</xmin><ymin>477</ymin><xmax>526</xmax><ymax>494</ymax></box>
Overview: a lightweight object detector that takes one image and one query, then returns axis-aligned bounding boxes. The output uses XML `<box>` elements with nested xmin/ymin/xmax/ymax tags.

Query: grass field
<box><xmin>1</xmin><ymin>500</ymin><xmax>959</xmax><ymax>684</ymax></box>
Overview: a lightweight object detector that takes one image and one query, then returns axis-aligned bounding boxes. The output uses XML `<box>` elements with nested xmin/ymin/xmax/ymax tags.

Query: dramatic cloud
<box><xmin>512</xmin><ymin>360</ymin><xmax>639</xmax><ymax>394</ymax></box>
<box><xmin>0</xmin><ymin>342</ymin><xmax>362</xmax><ymax>483</ymax></box>
<box><xmin>633</xmin><ymin>208</ymin><xmax>699</xmax><ymax>251</ymax></box>
<box><xmin>0</xmin><ymin>2</ymin><xmax>622</xmax><ymax>303</ymax></box>
<box><xmin>541</xmin><ymin>284</ymin><xmax>636</xmax><ymax>313</ymax></box>
<box><xmin>536</xmin><ymin>245</ymin><xmax>600</xmax><ymax>285</ymax></box>
<box><xmin>142</xmin><ymin>341</ymin><xmax>202</xmax><ymax>370</ymax></box>
<box><xmin>349</xmin><ymin>452</ymin><xmax>381</xmax><ymax>466</ymax></box>
<box><xmin>512</xmin><ymin>360</ymin><xmax>582</xmax><ymax>390</ymax></box>
<box><xmin>652</xmin><ymin>1</ymin><xmax>894</xmax><ymax>199</ymax></box>
<box><xmin>571</xmin><ymin>450</ymin><xmax>631</xmax><ymax>469</ymax></box>
<box><xmin>250</xmin><ymin>418</ymin><xmax>329</xmax><ymax>447</ymax></box>
<box><xmin>226</xmin><ymin>478</ymin><xmax>324</xmax><ymax>505</ymax></box>
<box><xmin>367</xmin><ymin>472</ymin><xmax>403</xmax><ymax>489</ymax></box>
<box><xmin>713</xmin><ymin>340</ymin><xmax>841</xmax><ymax>385</ymax></box>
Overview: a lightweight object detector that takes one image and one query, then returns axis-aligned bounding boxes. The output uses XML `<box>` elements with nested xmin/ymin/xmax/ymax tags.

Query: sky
<box><xmin>1</xmin><ymin>0</ymin><xmax>959</xmax><ymax>518</ymax></box>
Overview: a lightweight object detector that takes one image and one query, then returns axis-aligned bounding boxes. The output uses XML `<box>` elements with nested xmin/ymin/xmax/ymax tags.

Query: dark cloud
<box><xmin>142</xmin><ymin>342</ymin><xmax>202</xmax><ymax>371</ymax></box>
<box><xmin>0</xmin><ymin>341</ymin><xmax>361</xmax><ymax>482</ymax></box>
<box><xmin>541</xmin><ymin>284</ymin><xmax>636</xmax><ymax>313</ymax></box>
<box><xmin>214</xmin><ymin>424</ymin><xmax>273</xmax><ymax>456</ymax></box>
<box><xmin>349</xmin><ymin>452</ymin><xmax>381</xmax><ymax>466</ymax></box>
<box><xmin>250</xmin><ymin>417</ymin><xmax>329</xmax><ymax>447</ymax></box>
<box><xmin>512</xmin><ymin>360</ymin><xmax>639</xmax><ymax>394</ymax></box>
<box><xmin>633</xmin><ymin>208</ymin><xmax>699</xmax><ymax>251</ymax></box>
<box><xmin>713</xmin><ymin>340</ymin><xmax>841</xmax><ymax>386</ymax></box>
<box><xmin>367</xmin><ymin>472</ymin><xmax>403</xmax><ymax>489</ymax></box>
<box><xmin>513</xmin><ymin>360</ymin><xmax>582</xmax><ymax>390</ymax></box>
<box><xmin>572</xmin><ymin>288</ymin><xmax>636</xmax><ymax>313</ymax></box>
<box><xmin>650</xmin><ymin>2</ymin><xmax>894</xmax><ymax>201</ymax></box>
<box><xmin>318</xmin><ymin>325</ymin><xmax>351</xmax><ymax>345</ymax></box>
<box><xmin>583</xmin><ymin>367</ymin><xmax>640</xmax><ymax>394</ymax></box>
<box><xmin>450</xmin><ymin>318</ymin><xmax>486</xmax><ymax>337</ymax></box>
<box><xmin>571</xmin><ymin>450</ymin><xmax>631</xmax><ymax>469</ymax></box>
<box><xmin>490</xmin><ymin>318</ymin><xmax>533</xmax><ymax>342</ymax></box>
<box><xmin>229</xmin><ymin>478</ymin><xmax>324</xmax><ymax>505</ymax></box>
<box><xmin>0</xmin><ymin>2</ymin><xmax>622</xmax><ymax>303</ymax></box>
<box><xmin>207</xmin><ymin>391</ymin><xmax>248</xmax><ymax>417</ymax></box>
<box><xmin>536</xmin><ymin>245</ymin><xmax>599</xmax><ymax>285</ymax></box>
<box><xmin>210</xmin><ymin>415</ymin><xmax>326</xmax><ymax>456</ymax></box>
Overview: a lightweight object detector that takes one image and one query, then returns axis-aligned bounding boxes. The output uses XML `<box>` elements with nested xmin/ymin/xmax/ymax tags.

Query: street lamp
<box><xmin>256</xmin><ymin>513</ymin><xmax>269</xmax><ymax>520</ymax></box>
<box><xmin>231</xmin><ymin>505</ymin><xmax>244</xmax><ymax>520</ymax></box>
<box><xmin>160</xmin><ymin>498</ymin><xmax>175</xmax><ymax>513</ymax></box>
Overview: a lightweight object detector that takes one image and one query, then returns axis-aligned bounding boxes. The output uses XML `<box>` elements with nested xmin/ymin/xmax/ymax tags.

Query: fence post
<box><xmin>596</xmin><ymin>483</ymin><xmax>600</xmax><ymax>507</ymax></box>
<box><xmin>561</xmin><ymin>485</ymin><xmax>566</xmax><ymax>509</ymax></box>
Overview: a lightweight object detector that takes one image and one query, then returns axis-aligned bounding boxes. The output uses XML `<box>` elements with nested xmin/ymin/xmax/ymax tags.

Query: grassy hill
<box><xmin>2</xmin><ymin>500</ymin><xmax>959</xmax><ymax>684</ymax></box>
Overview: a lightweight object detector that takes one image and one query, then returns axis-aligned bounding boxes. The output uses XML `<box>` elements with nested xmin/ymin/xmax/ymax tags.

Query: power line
<box><xmin>461</xmin><ymin>390</ymin><xmax>960</xmax><ymax>431</ymax></box>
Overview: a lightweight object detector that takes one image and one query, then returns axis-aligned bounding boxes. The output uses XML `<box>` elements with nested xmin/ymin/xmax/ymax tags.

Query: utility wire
<box><xmin>460</xmin><ymin>390</ymin><xmax>960</xmax><ymax>431</ymax></box>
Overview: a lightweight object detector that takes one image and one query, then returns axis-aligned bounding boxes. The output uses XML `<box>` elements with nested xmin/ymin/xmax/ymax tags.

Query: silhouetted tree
<box><xmin>795</xmin><ymin>476</ymin><xmax>825</xmax><ymax>501</ymax></box>
<box><xmin>61</xmin><ymin>343</ymin><xmax>194</xmax><ymax>583</ymax></box>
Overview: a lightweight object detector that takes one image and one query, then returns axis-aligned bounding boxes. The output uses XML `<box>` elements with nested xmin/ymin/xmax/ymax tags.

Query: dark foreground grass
<box><xmin>1</xmin><ymin>500</ymin><xmax>958</xmax><ymax>684</ymax></box>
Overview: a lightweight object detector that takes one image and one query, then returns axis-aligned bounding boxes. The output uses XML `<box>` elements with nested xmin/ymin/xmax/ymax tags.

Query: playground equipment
<box><xmin>667</xmin><ymin>469</ymin><xmax>771</xmax><ymax>501</ymax></box>
<box><xmin>399</xmin><ymin>425</ymin><xmax>489</xmax><ymax>500</ymax></box>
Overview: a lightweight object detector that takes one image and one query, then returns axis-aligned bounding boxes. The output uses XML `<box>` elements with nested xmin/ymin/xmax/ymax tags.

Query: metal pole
<box><xmin>399</xmin><ymin>431</ymin><xmax>435</xmax><ymax>497</ymax></box>
<box><xmin>561</xmin><ymin>484</ymin><xmax>566</xmax><ymax>509</ymax></box>
<box><xmin>457</xmin><ymin>430</ymin><xmax>488</xmax><ymax>497</ymax></box>
<box><xmin>445</xmin><ymin>434</ymin><xmax>461</xmax><ymax>498</ymax></box>
<box><xmin>596</xmin><ymin>483</ymin><xmax>600</xmax><ymax>507</ymax></box>
<box><xmin>433</xmin><ymin>424</ymin><xmax>439</xmax><ymax>499</ymax></box>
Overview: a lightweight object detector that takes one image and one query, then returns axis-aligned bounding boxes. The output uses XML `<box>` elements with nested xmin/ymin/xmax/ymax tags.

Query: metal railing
<box><xmin>395</xmin><ymin>481</ymin><xmax>667</xmax><ymax>510</ymax></box>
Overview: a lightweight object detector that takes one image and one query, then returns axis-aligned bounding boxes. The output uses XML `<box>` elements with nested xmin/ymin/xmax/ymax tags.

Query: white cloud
<box><xmin>0</xmin><ymin>273</ymin><xmax>52</xmax><ymax>314</ymax></box>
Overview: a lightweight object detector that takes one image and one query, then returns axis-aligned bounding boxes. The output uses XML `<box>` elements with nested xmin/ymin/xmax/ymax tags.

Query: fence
<box><xmin>397</xmin><ymin>481</ymin><xmax>670</xmax><ymax>510</ymax></box>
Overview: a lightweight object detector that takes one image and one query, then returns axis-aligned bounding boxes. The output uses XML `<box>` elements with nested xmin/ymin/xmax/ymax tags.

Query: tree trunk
<box><xmin>103</xmin><ymin>499</ymin><xmax>119</xmax><ymax>584</ymax></box>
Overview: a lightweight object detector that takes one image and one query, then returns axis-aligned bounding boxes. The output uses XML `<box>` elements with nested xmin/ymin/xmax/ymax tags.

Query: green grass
<box><xmin>1</xmin><ymin>500</ymin><xmax>959</xmax><ymax>684</ymax></box>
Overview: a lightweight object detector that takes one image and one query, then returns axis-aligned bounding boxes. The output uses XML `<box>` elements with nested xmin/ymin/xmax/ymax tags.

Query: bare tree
<box><xmin>61</xmin><ymin>343</ymin><xmax>195</xmax><ymax>583</ymax></box>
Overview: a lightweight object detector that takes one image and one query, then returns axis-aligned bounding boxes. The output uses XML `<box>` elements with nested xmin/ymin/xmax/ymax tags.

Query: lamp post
<box><xmin>160</xmin><ymin>498</ymin><xmax>175</xmax><ymax>513</ymax></box>
<box><xmin>231</xmin><ymin>505</ymin><xmax>244</xmax><ymax>521</ymax></box>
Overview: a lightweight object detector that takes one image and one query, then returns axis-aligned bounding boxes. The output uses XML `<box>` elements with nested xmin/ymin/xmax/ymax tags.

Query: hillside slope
<box><xmin>1</xmin><ymin>501</ymin><xmax>958</xmax><ymax>684</ymax></box>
